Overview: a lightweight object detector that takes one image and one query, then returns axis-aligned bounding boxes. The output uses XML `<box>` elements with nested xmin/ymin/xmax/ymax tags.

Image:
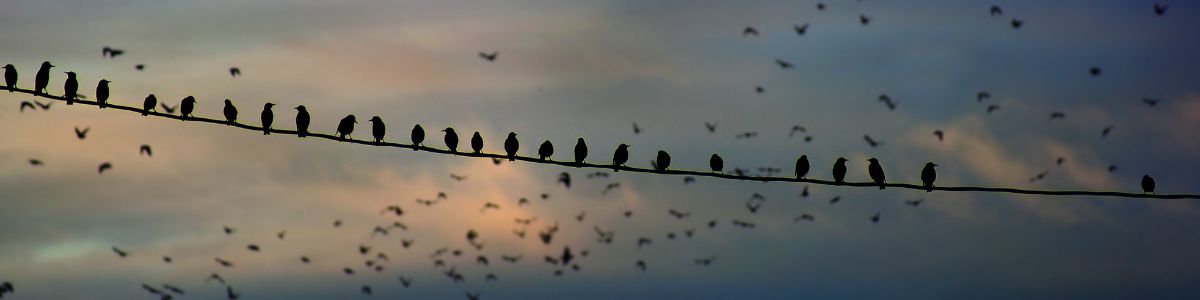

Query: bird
<box><xmin>34</xmin><ymin>61</ymin><xmax>53</xmax><ymax>95</ymax></box>
<box><xmin>867</xmin><ymin>158</ymin><xmax>886</xmax><ymax>189</ymax></box>
<box><xmin>710</xmin><ymin>154</ymin><xmax>724</xmax><ymax>173</ymax></box>
<box><xmin>101</xmin><ymin>46</ymin><xmax>125</xmax><ymax>58</ymax></box>
<box><xmin>1141</xmin><ymin>98</ymin><xmax>1159</xmax><ymax>107</ymax></box>
<box><xmin>1142</xmin><ymin>175</ymin><xmax>1155</xmax><ymax>194</ymax></box>
<box><xmin>986</xmin><ymin>104</ymin><xmax>1001</xmax><ymax>114</ymax></box>
<box><xmin>1049</xmin><ymin>112</ymin><xmax>1065</xmax><ymax>120</ymax></box>
<box><xmin>636</xmin><ymin>260</ymin><xmax>647</xmax><ymax>272</ymax></box>
<box><xmin>538</xmin><ymin>140</ymin><xmax>554</xmax><ymax>161</ymax></box>
<box><xmin>1154</xmin><ymin>3</ymin><xmax>1168</xmax><ymax>16</ymax></box>
<box><xmin>1011</xmin><ymin>19</ymin><xmax>1023</xmax><ymax>29</ymax></box>
<box><xmin>368</xmin><ymin>116</ymin><xmax>386</xmax><ymax>143</ymax></box>
<box><xmin>142</xmin><ymin>94</ymin><xmax>157</xmax><ymax>116</ymax></box>
<box><xmin>180</xmin><ymin>96</ymin><xmax>196</xmax><ymax>118</ymax></box>
<box><xmin>226</xmin><ymin>286</ymin><xmax>240</xmax><ymax>299</ymax></box>
<box><xmin>816</xmin><ymin>2</ymin><xmax>825</xmax><ymax>10</ymax></box>
<box><xmin>934</xmin><ymin>130</ymin><xmax>944</xmax><ymax>142</ymax></box>
<box><xmin>222</xmin><ymin>99</ymin><xmax>238</xmax><ymax>123</ymax></box>
<box><xmin>336</xmin><ymin>115</ymin><xmax>357</xmax><ymax>139</ymax></box>
<box><xmin>864</xmin><ymin>135</ymin><xmax>882</xmax><ymax>147</ymax></box>
<box><xmin>795</xmin><ymin>155</ymin><xmax>810</xmax><ymax>179</ymax></box>
<box><xmin>870</xmin><ymin>213</ymin><xmax>881</xmax><ymax>223</ymax></box>
<box><xmin>704</xmin><ymin>122</ymin><xmax>717</xmax><ymax>133</ymax></box>
<box><xmin>878</xmin><ymin>94</ymin><xmax>896</xmax><ymax>110</ymax></box>
<box><xmin>139</xmin><ymin>145</ymin><xmax>152</xmax><ymax>157</ymax></box>
<box><xmin>612</xmin><ymin>144</ymin><xmax>629</xmax><ymax>171</ymax></box>
<box><xmin>794</xmin><ymin>214</ymin><xmax>816</xmax><ymax>222</ymax></box>
<box><xmin>742</xmin><ymin>27</ymin><xmax>759</xmax><ymax>37</ymax></box>
<box><xmin>755</xmin><ymin>86</ymin><xmax>765</xmax><ymax>94</ymax></box>
<box><xmin>859</xmin><ymin>14</ymin><xmax>871</xmax><ymax>25</ymax></box>
<box><xmin>470</xmin><ymin>132</ymin><xmax>483</xmax><ymax>153</ymax></box>
<box><xmin>441</xmin><ymin>127</ymin><xmax>458</xmax><ymax>152</ymax></box>
<box><xmin>479</xmin><ymin>51</ymin><xmax>499</xmax><ymax>62</ymax></box>
<box><xmin>573</xmin><ymin>138</ymin><xmax>588</xmax><ymax>166</ymax></box>
<box><xmin>63</xmin><ymin>71</ymin><xmax>78</xmax><ymax>105</ymax></box>
<box><xmin>466</xmin><ymin>291</ymin><xmax>481</xmax><ymax>300</ymax></box>
<box><xmin>295</xmin><ymin>105</ymin><xmax>310</xmax><ymax>137</ymax></box>
<box><xmin>833</xmin><ymin>157</ymin><xmax>848</xmax><ymax>184</ymax></box>
<box><xmin>214</xmin><ymin>257</ymin><xmax>234</xmax><ymax>267</ymax></box>
<box><xmin>3</xmin><ymin>64</ymin><xmax>17</xmax><ymax>92</ymax></box>
<box><xmin>655</xmin><ymin>150</ymin><xmax>671</xmax><ymax>171</ymax></box>
<box><xmin>1101</xmin><ymin>126</ymin><xmax>1114</xmax><ymax>138</ymax></box>
<box><xmin>977</xmin><ymin>91</ymin><xmax>991</xmax><ymax>102</ymax></box>
<box><xmin>633</xmin><ymin>122</ymin><xmax>642</xmax><ymax>135</ymax></box>
<box><xmin>775</xmin><ymin>59</ymin><xmax>794</xmax><ymax>69</ymax></box>
<box><xmin>411</xmin><ymin>124</ymin><xmax>425</xmax><ymax>149</ymax></box>
<box><xmin>1089</xmin><ymin>67</ymin><xmax>1102</xmax><ymax>77</ymax></box>
<box><xmin>246</xmin><ymin>244</ymin><xmax>261</xmax><ymax>252</ymax></box>
<box><xmin>360</xmin><ymin>286</ymin><xmax>372</xmax><ymax>296</ymax></box>
<box><xmin>990</xmin><ymin>5</ymin><xmax>1003</xmax><ymax>16</ymax></box>
<box><xmin>260</xmin><ymin>103</ymin><xmax>274</xmax><ymax>134</ymax></box>
<box><xmin>558</xmin><ymin>172</ymin><xmax>572</xmax><ymax>188</ymax></box>
<box><xmin>794</xmin><ymin>23</ymin><xmax>809</xmax><ymax>35</ymax></box>
<box><xmin>112</xmin><ymin>246</ymin><xmax>129</xmax><ymax>258</ymax></box>
<box><xmin>229</xmin><ymin>67</ymin><xmax>241</xmax><ymax>77</ymax></box>
<box><xmin>504</xmin><ymin>132</ymin><xmax>519</xmax><ymax>161</ymax></box>
<box><xmin>921</xmin><ymin>162</ymin><xmax>937</xmax><ymax>192</ymax></box>
<box><xmin>19</xmin><ymin>101</ymin><xmax>36</xmax><ymax>112</ymax></box>
<box><xmin>74</xmin><ymin>126</ymin><xmax>90</xmax><ymax>140</ymax></box>
<box><xmin>905</xmin><ymin>199</ymin><xmax>924</xmax><ymax>206</ymax></box>
<box><xmin>161</xmin><ymin>102</ymin><xmax>178</xmax><ymax>114</ymax></box>
<box><xmin>134</xmin><ymin>64</ymin><xmax>145</xmax><ymax>71</ymax></box>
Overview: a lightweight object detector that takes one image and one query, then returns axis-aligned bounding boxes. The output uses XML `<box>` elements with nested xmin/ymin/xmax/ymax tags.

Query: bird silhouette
<box><xmin>337</xmin><ymin>115</ymin><xmax>357</xmax><ymax>140</ymax></box>
<box><xmin>440</xmin><ymin>127</ymin><xmax>458</xmax><ymax>152</ymax></box>
<box><xmin>34</xmin><ymin>61</ymin><xmax>53</xmax><ymax>95</ymax></box>
<box><xmin>833</xmin><ymin>157</ymin><xmax>848</xmax><ymax>184</ymax></box>
<box><xmin>864</xmin><ymin>135</ymin><xmax>882</xmax><ymax>147</ymax></box>
<box><xmin>222</xmin><ymin>99</ymin><xmax>238</xmax><ymax>123</ymax></box>
<box><xmin>134</xmin><ymin>64</ymin><xmax>145</xmax><ymax>71</ymax></box>
<box><xmin>612</xmin><ymin>144</ymin><xmax>629</xmax><ymax>171</ymax></box>
<box><xmin>411</xmin><ymin>124</ymin><xmax>425</xmax><ymax>149</ymax></box>
<box><xmin>368</xmin><ymin>116</ymin><xmax>386</xmax><ymax>143</ymax></box>
<box><xmin>470</xmin><ymin>132</ymin><xmax>483</xmax><ymax>153</ymax></box>
<box><xmin>573</xmin><ymin>138</ymin><xmax>588</xmax><ymax>166</ymax></box>
<box><xmin>1011</xmin><ymin>19</ymin><xmax>1023</xmax><ymax>29</ymax></box>
<box><xmin>539</xmin><ymin>140</ymin><xmax>554</xmax><ymax>161</ymax></box>
<box><xmin>558</xmin><ymin>172</ymin><xmax>572</xmax><ymax>188</ymax></box>
<box><xmin>504</xmin><ymin>132</ymin><xmax>519</xmax><ymax>161</ymax></box>
<box><xmin>794</xmin><ymin>23</ymin><xmax>809</xmax><ymax>35</ymax></box>
<box><xmin>63</xmin><ymin>71</ymin><xmax>78</xmax><ymax>105</ymax></box>
<box><xmin>877</xmin><ymin>94</ymin><xmax>896</xmax><ymax>110</ymax></box>
<box><xmin>74</xmin><ymin>126</ymin><xmax>89</xmax><ymax>140</ymax></box>
<box><xmin>1142</xmin><ymin>98</ymin><xmax>1159</xmax><ymax>107</ymax></box>
<box><xmin>466</xmin><ymin>291</ymin><xmax>481</xmax><ymax>300</ymax></box>
<box><xmin>655</xmin><ymin>150</ymin><xmax>671</xmax><ymax>171</ymax></box>
<box><xmin>905</xmin><ymin>199</ymin><xmax>924</xmax><ymax>206</ymax></box>
<box><xmin>1089</xmin><ymin>66</ymin><xmax>1101</xmax><ymax>77</ymax></box>
<box><xmin>215</xmin><ymin>257</ymin><xmax>234</xmax><ymax>267</ymax></box>
<box><xmin>755</xmin><ymin>86</ymin><xmax>765</xmax><ymax>94</ymax></box>
<box><xmin>867</xmin><ymin>158</ymin><xmax>886</xmax><ymax>189</ymax></box>
<box><xmin>870</xmin><ymin>213</ymin><xmax>881</xmax><ymax>223</ymax></box>
<box><xmin>112</xmin><ymin>246</ymin><xmax>129</xmax><ymax>258</ymax></box>
<box><xmin>986</xmin><ymin>104</ymin><xmax>1001</xmax><ymax>114</ymax></box>
<box><xmin>1142</xmin><ymin>175</ymin><xmax>1155</xmax><ymax>194</ymax></box>
<box><xmin>704</xmin><ymin>122</ymin><xmax>717</xmax><ymax>133</ymax></box>
<box><xmin>742</xmin><ymin>27</ymin><xmax>759</xmax><ymax>37</ymax></box>
<box><xmin>140</xmin><ymin>145</ymin><xmax>152</xmax><ymax>157</ymax></box>
<box><xmin>859</xmin><ymin>14</ymin><xmax>871</xmax><ymax>25</ymax></box>
<box><xmin>160</xmin><ymin>102</ymin><xmax>178</xmax><ymax>114</ymax></box>
<box><xmin>1154</xmin><ymin>3</ymin><xmax>1168</xmax><ymax>16</ymax></box>
<box><xmin>142</xmin><ymin>94</ymin><xmax>157</xmax><ymax>116</ymax></box>
<box><xmin>817</xmin><ymin>2</ymin><xmax>825</xmax><ymax>10</ymax></box>
<box><xmin>361</xmin><ymin>285</ymin><xmax>372</xmax><ymax>296</ymax></box>
<box><xmin>795</xmin><ymin>155</ymin><xmax>810</xmax><ymax>179</ymax></box>
<box><xmin>226</xmin><ymin>286</ymin><xmax>240</xmax><ymax>299</ymax></box>
<box><xmin>479</xmin><ymin>51</ymin><xmax>499</xmax><ymax>62</ymax></box>
<box><xmin>934</xmin><ymin>130</ymin><xmax>944</xmax><ymax>142</ymax></box>
<box><xmin>246</xmin><ymin>244</ymin><xmax>261</xmax><ymax>252</ymax></box>
<box><xmin>1049</xmin><ymin>112</ymin><xmax>1065</xmax><ymax>120</ymax></box>
<box><xmin>794</xmin><ymin>214</ymin><xmax>816</xmax><ymax>222</ymax></box>
<box><xmin>632</xmin><ymin>123</ymin><xmax>642</xmax><ymax>135</ymax></box>
<box><xmin>709</xmin><ymin>154</ymin><xmax>723</xmax><ymax>173</ymax></box>
<box><xmin>1101</xmin><ymin>126</ymin><xmax>1114</xmax><ymax>138</ymax></box>
<box><xmin>179</xmin><ymin>96</ymin><xmax>196</xmax><ymax>118</ymax></box>
<box><xmin>19</xmin><ymin>101</ymin><xmax>36</xmax><ymax>112</ymax></box>
<box><xmin>775</xmin><ymin>59</ymin><xmax>794</xmax><ymax>69</ymax></box>
<box><xmin>98</xmin><ymin>162</ymin><xmax>113</xmax><ymax>174</ymax></box>
<box><xmin>3</xmin><ymin>64</ymin><xmax>16</xmax><ymax>92</ymax></box>
<box><xmin>921</xmin><ymin>162</ymin><xmax>937</xmax><ymax>192</ymax></box>
<box><xmin>977</xmin><ymin>91</ymin><xmax>991</xmax><ymax>102</ymax></box>
<box><xmin>990</xmin><ymin>5</ymin><xmax>1003</xmax><ymax>16</ymax></box>
<box><xmin>295</xmin><ymin>105</ymin><xmax>310</xmax><ymax>137</ymax></box>
<box><xmin>260</xmin><ymin>103</ymin><xmax>275</xmax><ymax>134</ymax></box>
<box><xmin>101</xmin><ymin>46</ymin><xmax>125</xmax><ymax>58</ymax></box>
<box><xmin>229</xmin><ymin>67</ymin><xmax>241</xmax><ymax>77</ymax></box>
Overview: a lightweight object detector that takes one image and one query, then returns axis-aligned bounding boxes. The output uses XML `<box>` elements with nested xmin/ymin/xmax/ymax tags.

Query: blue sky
<box><xmin>1</xmin><ymin>0</ymin><xmax>1199</xmax><ymax>299</ymax></box>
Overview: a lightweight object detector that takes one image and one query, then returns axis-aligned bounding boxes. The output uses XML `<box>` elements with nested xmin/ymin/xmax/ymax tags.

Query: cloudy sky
<box><xmin>2</xmin><ymin>0</ymin><xmax>1199</xmax><ymax>299</ymax></box>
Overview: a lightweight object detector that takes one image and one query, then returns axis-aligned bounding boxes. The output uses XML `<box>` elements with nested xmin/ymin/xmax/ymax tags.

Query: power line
<box><xmin>5</xmin><ymin>86</ymin><xmax>1194</xmax><ymax>199</ymax></box>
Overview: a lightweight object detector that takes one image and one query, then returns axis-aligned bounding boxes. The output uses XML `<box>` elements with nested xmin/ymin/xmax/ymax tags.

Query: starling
<box><xmin>260</xmin><ymin>103</ymin><xmax>275</xmax><ymax>134</ymax></box>
<box><xmin>795</xmin><ymin>155</ymin><xmax>810</xmax><ymax>179</ymax></box>
<box><xmin>867</xmin><ymin>158</ymin><xmax>886</xmax><ymax>189</ymax></box>
<box><xmin>34</xmin><ymin>61</ymin><xmax>53</xmax><ymax>95</ymax></box>
<box><xmin>222</xmin><ymin>99</ymin><xmax>238</xmax><ymax>123</ymax></box>
<box><xmin>833</xmin><ymin>157</ymin><xmax>848</xmax><ymax>184</ymax></box>
<box><xmin>96</xmin><ymin>79</ymin><xmax>110</xmax><ymax>108</ymax></box>
<box><xmin>369</xmin><ymin>116</ymin><xmax>386</xmax><ymax>143</ymax></box>
<box><xmin>471</xmin><ymin>131</ymin><xmax>483</xmax><ymax>153</ymax></box>
<box><xmin>443</xmin><ymin>127</ymin><xmax>458</xmax><ymax>152</ymax></box>
<box><xmin>612</xmin><ymin>144</ymin><xmax>629</xmax><ymax>171</ymax></box>
<box><xmin>63</xmin><ymin>71</ymin><xmax>78</xmax><ymax>105</ymax></box>
<box><xmin>504</xmin><ymin>132</ymin><xmax>519</xmax><ymax>161</ymax></box>
<box><xmin>710</xmin><ymin>154</ymin><xmax>724</xmax><ymax>173</ymax></box>
<box><xmin>337</xmin><ymin>115</ymin><xmax>357</xmax><ymax>139</ymax></box>
<box><xmin>1142</xmin><ymin>175</ymin><xmax>1155</xmax><ymax>194</ymax></box>
<box><xmin>574</xmin><ymin>138</ymin><xmax>588</xmax><ymax>166</ymax></box>
<box><xmin>3</xmin><ymin>64</ymin><xmax>16</xmax><ymax>92</ymax></box>
<box><xmin>655</xmin><ymin>150</ymin><xmax>671</xmax><ymax>171</ymax></box>
<box><xmin>179</xmin><ymin>96</ymin><xmax>196</xmax><ymax>118</ymax></box>
<box><xmin>295</xmin><ymin>105</ymin><xmax>310</xmax><ymax>137</ymax></box>
<box><xmin>921</xmin><ymin>162</ymin><xmax>937</xmax><ymax>192</ymax></box>
<box><xmin>539</xmin><ymin>140</ymin><xmax>554</xmax><ymax>161</ymax></box>
<box><xmin>142</xmin><ymin>94</ymin><xmax>157</xmax><ymax>116</ymax></box>
<box><xmin>410</xmin><ymin>124</ymin><xmax>425</xmax><ymax>149</ymax></box>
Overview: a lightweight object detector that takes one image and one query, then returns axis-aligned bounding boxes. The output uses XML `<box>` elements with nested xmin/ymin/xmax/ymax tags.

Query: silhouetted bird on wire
<box><xmin>710</xmin><ymin>154</ymin><xmax>723</xmax><ymax>173</ymax></box>
<box><xmin>1142</xmin><ymin>175</ymin><xmax>1155</xmax><ymax>194</ymax></box>
<box><xmin>539</xmin><ymin>140</ymin><xmax>554</xmax><ymax>161</ymax></box>
<box><xmin>295</xmin><ymin>105</ymin><xmax>310</xmax><ymax>137</ymax></box>
<box><xmin>63</xmin><ymin>71</ymin><xmax>78</xmax><ymax>105</ymax></box>
<box><xmin>921</xmin><ymin>162</ymin><xmax>937</xmax><ymax>192</ymax></box>
<box><xmin>3</xmin><ymin>64</ymin><xmax>16</xmax><ymax>92</ymax></box>
<box><xmin>442</xmin><ymin>128</ymin><xmax>458</xmax><ymax>152</ymax></box>
<box><xmin>411</xmin><ymin>124</ymin><xmax>425</xmax><ymax>149</ymax></box>
<box><xmin>795</xmin><ymin>155</ymin><xmax>809</xmax><ymax>179</ymax></box>
<box><xmin>574</xmin><ymin>138</ymin><xmax>587</xmax><ymax>166</ymax></box>
<box><xmin>833</xmin><ymin>157</ymin><xmax>848</xmax><ymax>184</ymax></box>
<box><xmin>142</xmin><ymin>94</ymin><xmax>157</xmax><ymax>116</ymax></box>
<box><xmin>504</xmin><ymin>132</ymin><xmax>519</xmax><ymax>161</ymax></box>
<box><xmin>223</xmin><ymin>99</ymin><xmax>238</xmax><ymax>123</ymax></box>
<box><xmin>34</xmin><ymin>61</ymin><xmax>53</xmax><ymax>95</ymax></box>
<box><xmin>260</xmin><ymin>103</ymin><xmax>274</xmax><ymax>134</ymax></box>
<box><xmin>655</xmin><ymin>150</ymin><xmax>671</xmax><ymax>171</ymax></box>
<box><xmin>613</xmin><ymin>144</ymin><xmax>629</xmax><ymax>171</ymax></box>
<box><xmin>867</xmin><ymin>158</ymin><xmax>886</xmax><ymax>189</ymax></box>
<box><xmin>96</xmin><ymin>80</ymin><xmax>110</xmax><ymax>108</ymax></box>
<box><xmin>471</xmin><ymin>131</ymin><xmax>483</xmax><ymax>153</ymax></box>
<box><xmin>369</xmin><ymin>116</ymin><xmax>386</xmax><ymax>143</ymax></box>
<box><xmin>337</xmin><ymin>115</ymin><xmax>357</xmax><ymax>139</ymax></box>
<box><xmin>179</xmin><ymin>96</ymin><xmax>195</xmax><ymax>118</ymax></box>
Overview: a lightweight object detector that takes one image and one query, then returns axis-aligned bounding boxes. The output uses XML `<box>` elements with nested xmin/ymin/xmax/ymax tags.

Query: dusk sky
<box><xmin>2</xmin><ymin>0</ymin><xmax>1199</xmax><ymax>299</ymax></box>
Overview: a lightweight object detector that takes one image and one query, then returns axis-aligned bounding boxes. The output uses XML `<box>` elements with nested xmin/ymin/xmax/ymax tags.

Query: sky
<box><xmin>2</xmin><ymin>0</ymin><xmax>1200</xmax><ymax>299</ymax></box>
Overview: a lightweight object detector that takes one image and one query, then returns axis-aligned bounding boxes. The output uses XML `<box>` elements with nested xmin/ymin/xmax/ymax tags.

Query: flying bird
<box><xmin>479</xmin><ymin>51</ymin><xmax>499</xmax><ymax>62</ymax></box>
<box><xmin>63</xmin><ymin>71</ymin><xmax>78</xmax><ymax>105</ymax></box>
<box><xmin>74</xmin><ymin>126</ymin><xmax>90</xmax><ymax>140</ymax></box>
<box><xmin>337</xmin><ymin>115</ymin><xmax>357</xmax><ymax>139</ymax></box>
<box><xmin>229</xmin><ymin>67</ymin><xmax>241</xmax><ymax>77</ymax></box>
<box><xmin>160</xmin><ymin>102</ymin><xmax>178</xmax><ymax>114</ymax></box>
<box><xmin>832</xmin><ymin>157</ymin><xmax>848</xmax><ymax>184</ymax></box>
<box><xmin>633</xmin><ymin>122</ymin><xmax>642</xmax><ymax>135</ymax></box>
<box><xmin>295</xmin><ymin>105</ymin><xmax>310</xmax><ymax>137</ymax></box>
<box><xmin>877</xmin><ymin>94</ymin><xmax>896</xmax><ymax>110</ymax></box>
<box><xmin>742</xmin><ymin>27</ymin><xmax>759</xmax><ymax>37</ymax></box>
<box><xmin>921</xmin><ymin>162</ymin><xmax>937</xmax><ymax>192</ymax></box>
<box><xmin>1142</xmin><ymin>175</ymin><xmax>1155</xmax><ymax>194</ymax></box>
<box><xmin>574</xmin><ymin>138</ymin><xmax>588</xmax><ymax>166</ymax></box>
<box><xmin>870</xmin><ymin>213</ymin><xmax>881</xmax><ymax>223</ymax></box>
<box><xmin>755</xmin><ymin>86</ymin><xmax>765</xmax><ymax>94</ymax></box>
<box><xmin>539</xmin><ymin>140</ymin><xmax>554</xmax><ymax>161</ymax></box>
<box><xmin>986</xmin><ymin>104</ymin><xmax>1001</xmax><ymax>114</ymax></box>
<box><xmin>504</xmin><ymin>132</ymin><xmax>519</xmax><ymax>161</ymax></box>
<box><xmin>112</xmin><ymin>246</ymin><xmax>129</xmax><ymax>258</ymax></box>
<box><xmin>1141</xmin><ymin>98</ymin><xmax>1159</xmax><ymax>107</ymax></box>
<box><xmin>471</xmin><ymin>131</ymin><xmax>483</xmax><ymax>153</ymax></box>
<box><xmin>710</xmin><ymin>154</ymin><xmax>724</xmax><ymax>173</ymax></box>
<box><xmin>139</xmin><ymin>145</ymin><xmax>152</xmax><ymax>157</ymax></box>
<box><xmin>1089</xmin><ymin>67</ymin><xmax>1102</xmax><ymax>77</ymax></box>
<box><xmin>101</xmin><ymin>46</ymin><xmax>125</xmax><ymax>58</ymax></box>
<box><xmin>977</xmin><ymin>91</ymin><xmax>991</xmax><ymax>102</ymax></box>
<box><xmin>558</xmin><ymin>172</ymin><xmax>571</xmax><ymax>188</ymax></box>
<box><xmin>864</xmin><ymin>135</ymin><xmax>882</xmax><ymax>147</ymax></box>
<box><xmin>990</xmin><ymin>5</ymin><xmax>1003</xmax><ymax>16</ymax></box>
<box><xmin>867</xmin><ymin>158</ymin><xmax>886</xmax><ymax>189</ymax></box>
<box><xmin>795</xmin><ymin>155</ymin><xmax>810</xmax><ymax>179</ymax></box>
<box><xmin>34</xmin><ymin>61</ymin><xmax>53</xmax><ymax>95</ymax></box>
<box><xmin>1011</xmin><ymin>19</ymin><xmax>1023</xmax><ymax>29</ymax></box>
<box><xmin>612</xmin><ymin>144</ymin><xmax>629</xmax><ymax>171</ymax></box>
<box><xmin>704</xmin><ymin>122</ymin><xmax>717</xmax><ymax>133</ymax></box>
<box><xmin>793</xmin><ymin>23</ymin><xmax>809</xmax><ymax>35</ymax></box>
<box><xmin>1101</xmin><ymin>126</ymin><xmax>1113</xmax><ymax>138</ymax></box>
<box><xmin>1049</xmin><ymin>112</ymin><xmax>1065</xmax><ymax>120</ymax></box>
<box><xmin>222</xmin><ymin>99</ymin><xmax>238</xmax><ymax>123</ymax></box>
<box><xmin>215</xmin><ymin>257</ymin><xmax>234</xmax><ymax>267</ymax></box>
<box><xmin>1154</xmin><ymin>3</ymin><xmax>1168</xmax><ymax>16</ymax></box>
<box><xmin>411</xmin><ymin>124</ymin><xmax>425</xmax><ymax>149</ymax></box>
<box><xmin>934</xmin><ymin>130</ymin><xmax>944</xmax><ymax>142</ymax></box>
<box><xmin>142</xmin><ymin>94</ymin><xmax>157</xmax><ymax>116</ymax></box>
<box><xmin>98</xmin><ymin>162</ymin><xmax>113</xmax><ymax>174</ymax></box>
<box><xmin>134</xmin><ymin>64</ymin><xmax>145</xmax><ymax>71</ymax></box>
<box><xmin>817</xmin><ymin>2</ymin><xmax>825</xmax><ymax>10</ymax></box>
<box><xmin>368</xmin><ymin>116</ymin><xmax>386</xmax><ymax>143</ymax></box>
<box><xmin>775</xmin><ymin>59</ymin><xmax>794</xmax><ymax>69</ymax></box>
<box><xmin>859</xmin><ymin>14</ymin><xmax>871</xmax><ymax>25</ymax></box>
<box><xmin>260</xmin><ymin>103</ymin><xmax>275</xmax><ymax>134</ymax></box>
<box><xmin>442</xmin><ymin>127</ymin><xmax>458</xmax><ymax>152</ymax></box>
<box><xmin>19</xmin><ymin>101</ymin><xmax>36</xmax><ymax>112</ymax></box>
<box><xmin>655</xmin><ymin>150</ymin><xmax>671</xmax><ymax>171</ymax></box>
<box><xmin>905</xmin><ymin>199</ymin><xmax>924</xmax><ymax>206</ymax></box>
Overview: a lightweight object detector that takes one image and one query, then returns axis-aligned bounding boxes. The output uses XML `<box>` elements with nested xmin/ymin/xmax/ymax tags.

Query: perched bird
<box><xmin>833</xmin><ymin>157</ymin><xmax>848</xmax><ymax>184</ymax></box>
<box><xmin>471</xmin><ymin>132</ymin><xmax>483</xmax><ymax>153</ymax></box>
<box><xmin>921</xmin><ymin>162</ymin><xmax>938</xmax><ymax>192</ymax></box>
<box><xmin>990</xmin><ymin>5</ymin><xmax>1003</xmax><ymax>16</ymax></box>
<box><xmin>369</xmin><ymin>116</ymin><xmax>386</xmax><ymax>143</ymax></box>
<box><xmin>229</xmin><ymin>67</ymin><xmax>241</xmax><ymax>77</ymax></box>
<box><xmin>3</xmin><ymin>64</ymin><xmax>16</xmax><ymax>92</ymax></box>
<box><xmin>795</xmin><ymin>155</ymin><xmax>810</xmax><ymax>179</ymax></box>
<box><xmin>710</xmin><ymin>154</ymin><xmax>724</xmax><ymax>173</ymax></box>
<box><xmin>34</xmin><ymin>61</ymin><xmax>53</xmax><ymax>95</ymax></box>
<box><xmin>538</xmin><ymin>140</ymin><xmax>554</xmax><ymax>161</ymax></box>
<box><xmin>867</xmin><ymin>158</ymin><xmax>886</xmax><ymax>189</ymax></box>
<box><xmin>612</xmin><ymin>144</ymin><xmax>630</xmax><ymax>171</ymax></box>
<box><xmin>1154</xmin><ymin>3</ymin><xmax>1168</xmax><ymax>16</ymax></box>
<box><xmin>93</xmin><ymin>80</ymin><xmax>112</xmax><ymax>108</ymax></box>
<box><xmin>442</xmin><ymin>127</ymin><xmax>458</xmax><ymax>152</ymax></box>
<box><xmin>74</xmin><ymin>126</ymin><xmax>90</xmax><ymax>140</ymax></box>
<box><xmin>63</xmin><ymin>71</ymin><xmax>78</xmax><ymax>105</ymax></box>
<box><xmin>336</xmin><ymin>115</ymin><xmax>357</xmax><ymax>139</ymax></box>
<box><xmin>411</xmin><ymin>124</ymin><xmax>425</xmax><ymax>149</ymax></box>
<box><xmin>260</xmin><ymin>103</ymin><xmax>275</xmax><ymax>135</ymax></box>
<box><xmin>504</xmin><ymin>132</ymin><xmax>519</xmax><ymax>161</ymax></box>
<box><xmin>295</xmin><ymin>105</ymin><xmax>310</xmax><ymax>137</ymax></box>
<box><xmin>479</xmin><ymin>51</ymin><xmax>499</xmax><ymax>62</ymax></box>
<box><xmin>793</xmin><ymin>23</ymin><xmax>809</xmax><ymax>35</ymax></box>
<box><xmin>742</xmin><ymin>27</ymin><xmax>759</xmax><ymax>37</ymax></box>
<box><xmin>655</xmin><ymin>150</ymin><xmax>671</xmax><ymax>171</ymax></box>
<box><xmin>1142</xmin><ymin>175</ymin><xmax>1155</xmax><ymax>194</ymax></box>
<box><xmin>180</xmin><ymin>96</ymin><xmax>196</xmax><ymax>118</ymax></box>
<box><xmin>142</xmin><ymin>94</ymin><xmax>157</xmax><ymax>116</ymax></box>
<box><xmin>574</xmin><ymin>138</ymin><xmax>588</xmax><ymax>166</ymax></box>
<box><xmin>222</xmin><ymin>99</ymin><xmax>238</xmax><ymax>123</ymax></box>
<box><xmin>934</xmin><ymin>130</ymin><xmax>944</xmax><ymax>142</ymax></box>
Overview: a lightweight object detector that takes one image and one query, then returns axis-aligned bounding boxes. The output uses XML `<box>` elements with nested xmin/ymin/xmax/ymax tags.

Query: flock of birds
<box><xmin>0</xmin><ymin>1</ymin><xmax>1177</xmax><ymax>299</ymax></box>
